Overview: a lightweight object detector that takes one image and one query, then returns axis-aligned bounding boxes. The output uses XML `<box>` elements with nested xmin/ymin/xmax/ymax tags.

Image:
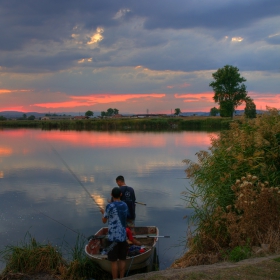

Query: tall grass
<box><xmin>178</xmin><ymin>108</ymin><xmax>280</xmax><ymax>266</ymax></box>
<box><xmin>1</xmin><ymin>117</ymin><xmax>232</xmax><ymax>131</ymax></box>
<box><xmin>0</xmin><ymin>233</ymin><xmax>109</xmax><ymax>280</ymax></box>
<box><xmin>0</xmin><ymin>233</ymin><xmax>64</xmax><ymax>277</ymax></box>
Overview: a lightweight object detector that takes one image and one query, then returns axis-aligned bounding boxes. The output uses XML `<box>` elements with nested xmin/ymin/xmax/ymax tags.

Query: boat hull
<box><xmin>85</xmin><ymin>226</ymin><xmax>158</xmax><ymax>273</ymax></box>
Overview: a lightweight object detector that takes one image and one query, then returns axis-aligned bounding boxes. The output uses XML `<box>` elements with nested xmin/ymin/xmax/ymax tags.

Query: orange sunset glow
<box><xmin>0</xmin><ymin>1</ymin><xmax>279</xmax><ymax>116</ymax></box>
<box><xmin>0</xmin><ymin>147</ymin><xmax>13</xmax><ymax>156</ymax></box>
<box><xmin>33</xmin><ymin>93</ymin><xmax>166</xmax><ymax>109</ymax></box>
<box><xmin>1</xmin><ymin>130</ymin><xmax>212</xmax><ymax>149</ymax></box>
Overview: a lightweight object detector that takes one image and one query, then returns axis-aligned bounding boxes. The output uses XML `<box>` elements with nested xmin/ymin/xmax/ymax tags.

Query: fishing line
<box><xmin>50</xmin><ymin>145</ymin><xmax>102</xmax><ymax>210</ymax></box>
<box><xmin>39</xmin><ymin>211</ymin><xmax>88</xmax><ymax>240</ymax></box>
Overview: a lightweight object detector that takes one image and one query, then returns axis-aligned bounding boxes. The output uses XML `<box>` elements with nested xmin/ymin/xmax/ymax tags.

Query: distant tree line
<box><xmin>101</xmin><ymin>108</ymin><xmax>119</xmax><ymax>117</ymax></box>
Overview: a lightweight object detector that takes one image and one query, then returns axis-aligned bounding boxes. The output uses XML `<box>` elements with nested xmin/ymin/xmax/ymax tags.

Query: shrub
<box><xmin>0</xmin><ymin>234</ymin><xmax>107</xmax><ymax>280</ymax></box>
<box><xmin>181</xmin><ymin>108</ymin><xmax>280</xmax><ymax>266</ymax></box>
<box><xmin>228</xmin><ymin>245</ymin><xmax>251</xmax><ymax>262</ymax></box>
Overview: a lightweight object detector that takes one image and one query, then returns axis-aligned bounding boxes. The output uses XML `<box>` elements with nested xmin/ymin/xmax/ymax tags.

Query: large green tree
<box><xmin>210</xmin><ymin>107</ymin><xmax>219</xmax><ymax>116</ymax></box>
<box><xmin>209</xmin><ymin>65</ymin><xmax>247</xmax><ymax>118</ymax></box>
<box><xmin>174</xmin><ymin>108</ymin><xmax>181</xmax><ymax>115</ymax></box>
<box><xmin>85</xmin><ymin>110</ymin><xmax>94</xmax><ymax>117</ymax></box>
<box><xmin>244</xmin><ymin>97</ymin><xmax>257</xmax><ymax>118</ymax></box>
<box><xmin>101</xmin><ymin>108</ymin><xmax>119</xmax><ymax>117</ymax></box>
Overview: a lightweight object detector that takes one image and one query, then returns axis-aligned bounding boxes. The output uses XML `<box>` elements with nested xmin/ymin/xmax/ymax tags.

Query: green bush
<box><xmin>182</xmin><ymin>108</ymin><xmax>280</xmax><ymax>264</ymax></box>
<box><xmin>228</xmin><ymin>245</ymin><xmax>251</xmax><ymax>262</ymax></box>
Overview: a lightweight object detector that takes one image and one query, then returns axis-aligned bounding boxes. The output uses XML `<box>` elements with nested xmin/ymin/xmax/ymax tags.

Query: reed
<box><xmin>179</xmin><ymin>108</ymin><xmax>280</xmax><ymax>266</ymax></box>
<box><xmin>0</xmin><ymin>233</ymin><xmax>64</xmax><ymax>278</ymax></box>
<box><xmin>0</xmin><ymin>233</ymin><xmax>109</xmax><ymax>280</ymax></box>
<box><xmin>0</xmin><ymin>116</ymin><xmax>233</xmax><ymax>131</ymax></box>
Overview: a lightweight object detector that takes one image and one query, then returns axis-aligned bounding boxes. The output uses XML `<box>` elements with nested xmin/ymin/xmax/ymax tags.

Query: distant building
<box><xmin>41</xmin><ymin>116</ymin><xmax>72</xmax><ymax>120</ymax></box>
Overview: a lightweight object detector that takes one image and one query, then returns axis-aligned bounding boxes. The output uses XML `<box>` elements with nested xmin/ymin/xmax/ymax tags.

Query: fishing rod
<box><xmin>87</xmin><ymin>234</ymin><xmax>170</xmax><ymax>240</ymax></box>
<box><xmin>50</xmin><ymin>145</ymin><xmax>102</xmax><ymax>210</ymax></box>
<box><xmin>42</xmin><ymin>212</ymin><xmax>169</xmax><ymax>241</ymax></box>
<box><xmin>135</xmin><ymin>201</ymin><xmax>146</xmax><ymax>206</ymax></box>
<box><xmin>51</xmin><ymin>146</ymin><xmax>147</xmax><ymax>208</ymax></box>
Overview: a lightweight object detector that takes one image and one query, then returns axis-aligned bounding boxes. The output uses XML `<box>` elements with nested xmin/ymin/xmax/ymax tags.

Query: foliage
<box><xmin>0</xmin><ymin>233</ymin><xmax>64</xmax><ymax>276</ymax></box>
<box><xmin>219</xmin><ymin>100</ymin><xmax>234</xmax><ymax>117</ymax></box>
<box><xmin>0</xmin><ymin>233</ymin><xmax>107</xmax><ymax>280</ymax></box>
<box><xmin>228</xmin><ymin>244</ymin><xmax>251</xmax><ymax>262</ymax></box>
<box><xmin>210</xmin><ymin>107</ymin><xmax>219</xmax><ymax>116</ymax></box>
<box><xmin>0</xmin><ymin>116</ymin><xmax>7</xmax><ymax>121</ymax></box>
<box><xmin>223</xmin><ymin>175</ymin><xmax>280</xmax><ymax>248</ymax></box>
<box><xmin>244</xmin><ymin>98</ymin><xmax>257</xmax><ymax>119</ymax></box>
<box><xmin>182</xmin><ymin>108</ymin><xmax>280</xmax><ymax>265</ymax></box>
<box><xmin>85</xmin><ymin>110</ymin><xmax>94</xmax><ymax>117</ymax></box>
<box><xmin>0</xmin><ymin>116</ymin><xmax>233</xmax><ymax>131</ymax></box>
<box><xmin>209</xmin><ymin>65</ymin><xmax>247</xmax><ymax>118</ymax></box>
<box><xmin>59</xmin><ymin>234</ymin><xmax>105</xmax><ymax>280</ymax></box>
<box><xmin>101</xmin><ymin>108</ymin><xmax>119</xmax><ymax>117</ymax></box>
<box><xmin>27</xmin><ymin>115</ymin><xmax>35</xmax><ymax>120</ymax></box>
<box><xmin>174</xmin><ymin>108</ymin><xmax>181</xmax><ymax>115</ymax></box>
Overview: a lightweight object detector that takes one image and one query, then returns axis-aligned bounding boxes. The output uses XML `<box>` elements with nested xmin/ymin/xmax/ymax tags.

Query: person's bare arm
<box><xmin>100</xmin><ymin>208</ymin><xmax>107</xmax><ymax>224</ymax></box>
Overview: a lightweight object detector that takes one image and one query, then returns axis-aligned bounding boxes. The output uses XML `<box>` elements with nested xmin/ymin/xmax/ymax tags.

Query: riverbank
<box><xmin>0</xmin><ymin>116</ymin><xmax>234</xmax><ymax>131</ymax></box>
<box><xmin>125</xmin><ymin>253</ymin><xmax>280</xmax><ymax>280</ymax></box>
<box><xmin>2</xmin><ymin>254</ymin><xmax>280</xmax><ymax>280</ymax></box>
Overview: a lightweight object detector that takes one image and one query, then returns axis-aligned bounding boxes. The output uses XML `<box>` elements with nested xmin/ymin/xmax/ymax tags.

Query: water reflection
<box><xmin>0</xmin><ymin>128</ymin><xmax>215</xmax><ymax>270</ymax></box>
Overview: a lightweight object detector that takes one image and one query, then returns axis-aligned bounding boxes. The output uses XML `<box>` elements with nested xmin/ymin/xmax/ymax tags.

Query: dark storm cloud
<box><xmin>0</xmin><ymin>49</ymin><xmax>93</xmax><ymax>73</ymax></box>
<box><xmin>2</xmin><ymin>0</ymin><xmax>279</xmax><ymax>50</ymax></box>
<box><xmin>0</xmin><ymin>0</ymin><xmax>124</xmax><ymax>50</ymax></box>
<box><xmin>0</xmin><ymin>0</ymin><xmax>279</xmax><ymax>74</ymax></box>
<box><xmin>133</xmin><ymin>0</ymin><xmax>280</xmax><ymax>31</ymax></box>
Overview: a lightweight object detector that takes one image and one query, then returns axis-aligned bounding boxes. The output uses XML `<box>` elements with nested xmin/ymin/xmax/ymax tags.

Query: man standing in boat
<box><xmin>116</xmin><ymin>175</ymin><xmax>136</xmax><ymax>227</ymax></box>
<box><xmin>100</xmin><ymin>187</ymin><xmax>128</xmax><ymax>279</ymax></box>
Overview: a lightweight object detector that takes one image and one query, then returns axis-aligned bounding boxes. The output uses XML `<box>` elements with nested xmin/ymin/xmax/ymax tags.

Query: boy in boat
<box><xmin>115</xmin><ymin>175</ymin><xmax>136</xmax><ymax>228</ymax></box>
<box><xmin>126</xmin><ymin>227</ymin><xmax>141</xmax><ymax>246</ymax></box>
<box><xmin>100</xmin><ymin>187</ymin><xmax>128</xmax><ymax>279</ymax></box>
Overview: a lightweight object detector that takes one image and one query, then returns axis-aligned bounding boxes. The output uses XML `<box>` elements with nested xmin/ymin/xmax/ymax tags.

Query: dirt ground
<box><xmin>125</xmin><ymin>254</ymin><xmax>280</xmax><ymax>280</ymax></box>
<box><xmin>2</xmin><ymin>254</ymin><xmax>280</xmax><ymax>280</ymax></box>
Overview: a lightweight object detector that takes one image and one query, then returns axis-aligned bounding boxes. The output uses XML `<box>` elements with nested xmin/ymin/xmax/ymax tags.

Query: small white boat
<box><xmin>85</xmin><ymin>226</ymin><xmax>159</xmax><ymax>273</ymax></box>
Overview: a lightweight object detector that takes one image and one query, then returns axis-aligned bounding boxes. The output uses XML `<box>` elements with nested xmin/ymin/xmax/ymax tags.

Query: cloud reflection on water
<box><xmin>0</xmin><ymin>128</ymin><xmax>214</xmax><ymax>269</ymax></box>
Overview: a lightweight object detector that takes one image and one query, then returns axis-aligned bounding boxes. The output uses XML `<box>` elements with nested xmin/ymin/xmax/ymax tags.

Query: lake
<box><xmin>0</xmin><ymin>128</ymin><xmax>214</xmax><ymax>270</ymax></box>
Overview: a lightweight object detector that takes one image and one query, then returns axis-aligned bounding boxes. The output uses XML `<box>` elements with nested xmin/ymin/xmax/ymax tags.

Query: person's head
<box><xmin>116</xmin><ymin>175</ymin><xmax>125</xmax><ymax>186</ymax></box>
<box><xmin>111</xmin><ymin>187</ymin><xmax>122</xmax><ymax>199</ymax></box>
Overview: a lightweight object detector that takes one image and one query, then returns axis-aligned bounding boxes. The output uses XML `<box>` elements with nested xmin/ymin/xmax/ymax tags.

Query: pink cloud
<box><xmin>33</xmin><ymin>93</ymin><xmax>166</xmax><ymax>109</ymax></box>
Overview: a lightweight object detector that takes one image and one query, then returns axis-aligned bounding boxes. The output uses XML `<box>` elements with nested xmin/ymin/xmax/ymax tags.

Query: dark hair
<box><xmin>111</xmin><ymin>187</ymin><xmax>122</xmax><ymax>198</ymax></box>
<box><xmin>116</xmin><ymin>175</ymin><xmax>124</xmax><ymax>182</ymax></box>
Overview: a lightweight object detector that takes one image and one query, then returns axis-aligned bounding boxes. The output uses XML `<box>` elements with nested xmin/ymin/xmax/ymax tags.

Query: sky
<box><xmin>0</xmin><ymin>0</ymin><xmax>279</xmax><ymax>114</ymax></box>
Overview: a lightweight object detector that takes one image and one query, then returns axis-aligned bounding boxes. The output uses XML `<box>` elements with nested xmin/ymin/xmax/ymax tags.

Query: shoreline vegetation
<box><xmin>0</xmin><ymin>116</ymin><xmax>235</xmax><ymax>131</ymax></box>
<box><xmin>2</xmin><ymin>110</ymin><xmax>280</xmax><ymax>279</ymax></box>
<box><xmin>176</xmin><ymin>108</ymin><xmax>280</xmax><ymax>269</ymax></box>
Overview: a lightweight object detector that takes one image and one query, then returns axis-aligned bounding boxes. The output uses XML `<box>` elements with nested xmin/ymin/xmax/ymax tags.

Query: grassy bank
<box><xmin>0</xmin><ymin>116</ymin><xmax>233</xmax><ymax>131</ymax></box>
<box><xmin>0</xmin><ymin>234</ymin><xmax>110</xmax><ymax>280</ymax></box>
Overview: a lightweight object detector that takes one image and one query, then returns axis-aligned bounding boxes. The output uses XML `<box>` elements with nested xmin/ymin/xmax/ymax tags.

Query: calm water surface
<box><xmin>0</xmin><ymin>128</ymin><xmax>214</xmax><ymax>270</ymax></box>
